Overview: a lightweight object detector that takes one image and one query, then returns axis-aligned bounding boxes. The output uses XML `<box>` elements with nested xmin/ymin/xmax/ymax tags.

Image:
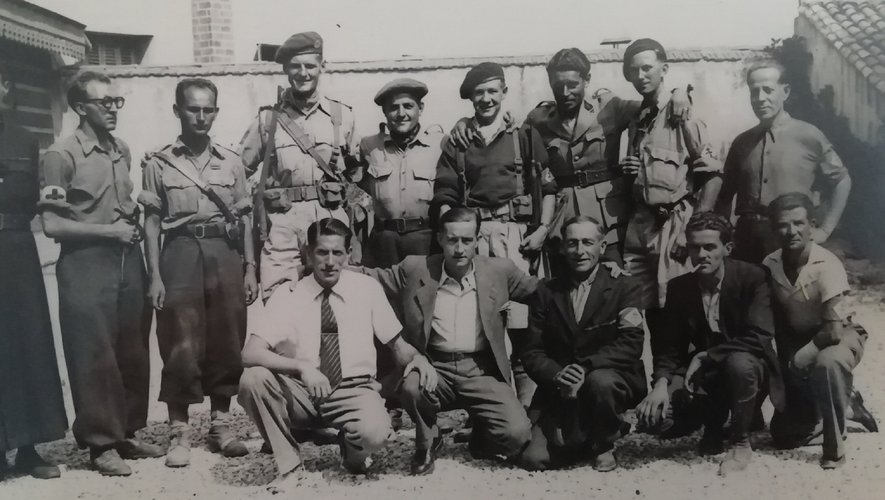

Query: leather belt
<box><xmin>168</xmin><ymin>222</ymin><xmax>227</xmax><ymax>239</ymax></box>
<box><xmin>0</xmin><ymin>213</ymin><xmax>32</xmax><ymax>231</ymax></box>
<box><xmin>558</xmin><ymin>168</ymin><xmax>613</xmax><ymax>188</ymax></box>
<box><xmin>426</xmin><ymin>348</ymin><xmax>491</xmax><ymax>362</ymax></box>
<box><xmin>265</xmin><ymin>185</ymin><xmax>320</xmax><ymax>203</ymax></box>
<box><xmin>380</xmin><ymin>217</ymin><xmax>429</xmax><ymax>234</ymax></box>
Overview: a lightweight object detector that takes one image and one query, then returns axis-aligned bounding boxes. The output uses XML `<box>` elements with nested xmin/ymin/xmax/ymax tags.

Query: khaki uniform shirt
<box><xmin>139</xmin><ymin>138</ymin><xmax>251</xmax><ymax>231</ymax></box>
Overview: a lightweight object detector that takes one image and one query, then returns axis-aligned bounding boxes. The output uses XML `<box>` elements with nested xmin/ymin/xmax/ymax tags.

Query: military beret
<box><xmin>373</xmin><ymin>78</ymin><xmax>428</xmax><ymax>105</ymax></box>
<box><xmin>274</xmin><ymin>31</ymin><xmax>323</xmax><ymax>64</ymax></box>
<box><xmin>622</xmin><ymin>38</ymin><xmax>667</xmax><ymax>79</ymax></box>
<box><xmin>547</xmin><ymin>48</ymin><xmax>591</xmax><ymax>76</ymax></box>
<box><xmin>459</xmin><ymin>62</ymin><xmax>505</xmax><ymax>99</ymax></box>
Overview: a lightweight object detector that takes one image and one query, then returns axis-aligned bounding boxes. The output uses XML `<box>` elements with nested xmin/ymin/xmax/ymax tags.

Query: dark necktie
<box><xmin>319</xmin><ymin>289</ymin><xmax>342</xmax><ymax>389</ymax></box>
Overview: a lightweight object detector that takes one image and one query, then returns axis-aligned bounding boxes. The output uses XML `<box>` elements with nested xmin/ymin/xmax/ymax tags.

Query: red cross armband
<box><xmin>38</xmin><ymin>185</ymin><xmax>71</xmax><ymax>210</ymax></box>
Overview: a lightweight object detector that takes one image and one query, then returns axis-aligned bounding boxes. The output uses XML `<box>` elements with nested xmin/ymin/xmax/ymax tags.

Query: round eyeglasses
<box><xmin>84</xmin><ymin>96</ymin><xmax>125</xmax><ymax>110</ymax></box>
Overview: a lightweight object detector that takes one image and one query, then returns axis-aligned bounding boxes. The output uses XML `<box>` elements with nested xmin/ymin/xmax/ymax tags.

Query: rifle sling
<box><xmin>152</xmin><ymin>152</ymin><xmax>239</xmax><ymax>225</ymax></box>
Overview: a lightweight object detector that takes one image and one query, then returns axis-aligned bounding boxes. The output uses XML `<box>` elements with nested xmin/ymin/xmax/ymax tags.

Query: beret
<box><xmin>374</xmin><ymin>78</ymin><xmax>428</xmax><ymax>105</ymax></box>
<box><xmin>622</xmin><ymin>38</ymin><xmax>667</xmax><ymax>79</ymax></box>
<box><xmin>275</xmin><ymin>31</ymin><xmax>323</xmax><ymax>64</ymax></box>
<box><xmin>459</xmin><ymin>62</ymin><xmax>505</xmax><ymax>99</ymax></box>
<box><xmin>547</xmin><ymin>48</ymin><xmax>591</xmax><ymax>76</ymax></box>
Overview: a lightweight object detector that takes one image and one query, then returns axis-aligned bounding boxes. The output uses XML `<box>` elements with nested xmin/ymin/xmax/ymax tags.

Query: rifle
<box><xmin>526</xmin><ymin>126</ymin><xmax>547</xmax><ymax>277</ymax></box>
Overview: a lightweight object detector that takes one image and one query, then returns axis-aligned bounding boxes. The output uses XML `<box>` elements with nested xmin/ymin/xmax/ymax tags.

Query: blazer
<box><xmin>522</xmin><ymin>267</ymin><xmax>647</xmax><ymax>406</ymax></box>
<box><xmin>655</xmin><ymin>258</ymin><xmax>784</xmax><ymax>409</ymax></box>
<box><xmin>364</xmin><ymin>254</ymin><xmax>539</xmax><ymax>383</ymax></box>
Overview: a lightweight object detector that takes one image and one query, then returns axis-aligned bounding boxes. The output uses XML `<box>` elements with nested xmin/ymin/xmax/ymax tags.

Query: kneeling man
<box><xmin>238</xmin><ymin>218</ymin><xmax>435</xmax><ymax>489</ymax></box>
<box><xmin>637</xmin><ymin>212</ymin><xmax>782</xmax><ymax>476</ymax></box>
<box><xmin>519</xmin><ymin>216</ymin><xmax>646</xmax><ymax>472</ymax></box>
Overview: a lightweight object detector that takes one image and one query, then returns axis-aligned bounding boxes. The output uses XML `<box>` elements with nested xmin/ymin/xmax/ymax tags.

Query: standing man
<box><xmin>0</xmin><ymin>60</ymin><xmax>67</xmax><ymax>480</ymax></box>
<box><xmin>140</xmin><ymin>78</ymin><xmax>259</xmax><ymax>468</ymax></box>
<box><xmin>357</xmin><ymin>78</ymin><xmax>445</xmax><ymax>267</ymax></box>
<box><xmin>239</xmin><ymin>31</ymin><xmax>366</xmax><ymax>299</ymax></box>
<box><xmin>433</xmin><ymin>62</ymin><xmax>556</xmax><ymax>406</ymax></box>
<box><xmin>359</xmin><ymin>208</ymin><xmax>537</xmax><ymax>475</ymax></box>
<box><xmin>764</xmin><ymin>193</ymin><xmax>870</xmax><ymax>469</ymax></box>
<box><xmin>39</xmin><ymin>71</ymin><xmax>163</xmax><ymax>476</ymax></box>
<box><xmin>717</xmin><ymin>60</ymin><xmax>851</xmax><ymax>263</ymax></box>
<box><xmin>519</xmin><ymin>216</ymin><xmax>646</xmax><ymax>472</ymax></box>
<box><xmin>238</xmin><ymin>218</ymin><xmax>435</xmax><ymax>492</ymax></box>
<box><xmin>636</xmin><ymin>212</ymin><xmax>782</xmax><ymax>476</ymax></box>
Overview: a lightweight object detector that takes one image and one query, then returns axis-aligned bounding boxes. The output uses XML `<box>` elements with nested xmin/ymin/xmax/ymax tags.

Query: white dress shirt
<box><xmin>430</xmin><ymin>264</ymin><xmax>487</xmax><ymax>353</ymax></box>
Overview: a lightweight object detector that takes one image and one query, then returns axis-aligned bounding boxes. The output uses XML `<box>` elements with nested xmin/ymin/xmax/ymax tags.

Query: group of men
<box><xmin>0</xmin><ymin>29</ymin><xmax>877</xmax><ymax>492</ymax></box>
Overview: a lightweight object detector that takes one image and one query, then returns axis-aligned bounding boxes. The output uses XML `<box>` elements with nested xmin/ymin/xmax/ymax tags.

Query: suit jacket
<box><xmin>654</xmin><ymin>258</ymin><xmax>784</xmax><ymax>409</ymax></box>
<box><xmin>522</xmin><ymin>267</ymin><xmax>647</xmax><ymax>407</ymax></box>
<box><xmin>364</xmin><ymin>254</ymin><xmax>539</xmax><ymax>383</ymax></box>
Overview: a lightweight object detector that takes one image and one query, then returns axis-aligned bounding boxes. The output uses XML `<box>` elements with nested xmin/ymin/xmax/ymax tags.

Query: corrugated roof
<box><xmin>799</xmin><ymin>0</ymin><xmax>885</xmax><ymax>93</ymax></box>
<box><xmin>80</xmin><ymin>47</ymin><xmax>766</xmax><ymax>78</ymax></box>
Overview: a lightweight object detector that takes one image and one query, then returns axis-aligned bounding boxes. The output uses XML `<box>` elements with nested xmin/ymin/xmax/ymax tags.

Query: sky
<box><xmin>30</xmin><ymin>0</ymin><xmax>802</xmax><ymax>63</ymax></box>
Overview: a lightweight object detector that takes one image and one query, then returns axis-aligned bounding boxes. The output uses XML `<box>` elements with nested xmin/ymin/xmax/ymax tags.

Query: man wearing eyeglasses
<box><xmin>39</xmin><ymin>71</ymin><xmax>163</xmax><ymax>476</ymax></box>
<box><xmin>139</xmin><ymin>78</ymin><xmax>259</xmax><ymax>468</ymax></box>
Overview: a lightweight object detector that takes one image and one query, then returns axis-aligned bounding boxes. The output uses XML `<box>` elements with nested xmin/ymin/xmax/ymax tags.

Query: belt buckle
<box><xmin>395</xmin><ymin>218</ymin><xmax>407</xmax><ymax>233</ymax></box>
<box><xmin>193</xmin><ymin>224</ymin><xmax>206</xmax><ymax>239</ymax></box>
<box><xmin>298</xmin><ymin>186</ymin><xmax>310</xmax><ymax>201</ymax></box>
<box><xmin>576</xmin><ymin>170</ymin><xmax>590</xmax><ymax>187</ymax></box>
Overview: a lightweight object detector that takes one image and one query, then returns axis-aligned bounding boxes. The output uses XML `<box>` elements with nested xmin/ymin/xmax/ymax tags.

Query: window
<box><xmin>84</xmin><ymin>32</ymin><xmax>152</xmax><ymax>65</ymax></box>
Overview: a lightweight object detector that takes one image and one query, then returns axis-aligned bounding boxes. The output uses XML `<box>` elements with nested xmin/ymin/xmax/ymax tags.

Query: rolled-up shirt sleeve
<box><xmin>138</xmin><ymin>155</ymin><xmax>164</xmax><ymax>212</ymax></box>
<box><xmin>816</xmin><ymin>131</ymin><xmax>848</xmax><ymax>188</ymax></box>
<box><xmin>252</xmin><ymin>283</ymin><xmax>296</xmax><ymax>350</ymax></box>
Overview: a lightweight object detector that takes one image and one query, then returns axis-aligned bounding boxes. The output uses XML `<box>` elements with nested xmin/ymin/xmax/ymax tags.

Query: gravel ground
<box><xmin>4</xmin><ymin>245</ymin><xmax>885</xmax><ymax>499</ymax></box>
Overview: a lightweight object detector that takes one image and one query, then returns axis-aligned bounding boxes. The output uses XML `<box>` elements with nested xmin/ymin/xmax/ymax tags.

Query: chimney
<box><xmin>191</xmin><ymin>0</ymin><xmax>234</xmax><ymax>63</ymax></box>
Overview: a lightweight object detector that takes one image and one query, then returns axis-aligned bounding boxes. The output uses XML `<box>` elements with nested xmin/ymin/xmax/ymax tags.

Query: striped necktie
<box><xmin>319</xmin><ymin>289</ymin><xmax>342</xmax><ymax>389</ymax></box>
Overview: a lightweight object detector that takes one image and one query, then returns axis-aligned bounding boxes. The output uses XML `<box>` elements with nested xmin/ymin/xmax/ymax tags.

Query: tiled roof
<box><xmin>80</xmin><ymin>47</ymin><xmax>765</xmax><ymax>78</ymax></box>
<box><xmin>799</xmin><ymin>0</ymin><xmax>885</xmax><ymax>93</ymax></box>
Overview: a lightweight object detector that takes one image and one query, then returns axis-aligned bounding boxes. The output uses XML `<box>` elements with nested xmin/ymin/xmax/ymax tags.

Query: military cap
<box><xmin>622</xmin><ymin>38</ymin><xmax>667</xmax><ymax>79</ymax></box>
<box><xmin>274</xmin><ymin>31</ymin><xmax>323</xmax><ymax>64</ymax></box>
<box><xmin>459</xmin><ymin>62</ymin><xmax>505</xmax><ymax>99</ymax></box>
<box><xmin>547</xmin><ymin>48</ymin><xmax>591</xmax><ymax>77</ymax></box>
<box><xmin>373</xmin><ymin>78</ymin><xmax>428</xmax><ymax>105</ymax></box>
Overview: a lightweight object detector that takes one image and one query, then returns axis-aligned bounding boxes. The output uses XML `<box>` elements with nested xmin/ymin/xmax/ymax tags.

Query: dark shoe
<box><xmin>91</xmin><ymin>449</ymin><xmax>132</xmax><ymax>477</ymax></box>
<box><xmin>117</xmin><ymin>439</ymin><xmax>165</xmax><ymax>459</ymax></box>
<box><xmin>208</xmin><ymin>423</ymin><xmax>248</xmax><ymax>458</ymax></box>
<box><xmin>820</xmin><ymin>455</ymin><xmax>846</xmax><ymax>470</ymax></box>
<box><xmin>15</xmin><ymin>447</ymin><xmax>61</xmax><ymax>480</ymax></box>
<box><xmin>410</xmin><ymin>435</ymin><xmax>444</xmax><ymax>476</ymax></box>
<box><xmin>592</xmin><ymin>449</ymin><xmax>618</xmax><ymax>472</ymax></box>
<box><xmin>849</xmin><ymin>390</ymin><xmax>878</xmax><ymax>433</ymax></box>
<box><xmin>660</xmin><ymin>417</ymin><xmax>703</xmax><ymax>439</ymax></box>
<box><xmin>718</xmin><ymin>441</ymin><xmax>752</xmax><ymax>476</ymax></box>
<box><xmin>452</xmin><ymin>427</ymin><xmax>473</xmax><ymax>444</ymax></box>
<box><xmin>698</xmin><ymin>431</ymin><xmax>726</xmax><ymax>456</ymax></box>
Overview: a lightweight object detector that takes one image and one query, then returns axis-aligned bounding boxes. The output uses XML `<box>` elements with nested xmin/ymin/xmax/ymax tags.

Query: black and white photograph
<box><xmin>0</xmin><ymin>0</ymin><xmax>883</xmax><ymax>498</ymax></box>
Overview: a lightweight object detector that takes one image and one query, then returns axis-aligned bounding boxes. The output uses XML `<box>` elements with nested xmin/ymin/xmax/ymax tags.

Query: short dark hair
<box><xmin>546</xmin><ymin>48</ymin><xmax>591</xmax><ymax>79</ymax></box>
<box><xmin>560</xmin><ymin>215</ymin><xmax>604</xmax><ymax>240</ymax></box>
<box><xmin>175</xmin><ymin>78</ymin><xmax>218</xmax><ymax>107</ymax></box>
<box><xmin>685</xmin><ymin>211</ymin><xmax>733</xmax><ymax>244</ymax></box>
<box><xmin>66</xmin><ymin>71</ymin><xmax>111</xmax><ymax>107</ymax></box>
<box><xmin>307</xmin><ymin>218</ymin><xmax>352</xmax><ymax>249</ymax></box>
<box><xmin>767</xmin><ymin>192</ymin><xmax>816</xmax><ymax>222</ymax></box>
<box><xmin>438</xmin><ymin>207</ymin><xmax>480</xmax><ymax>235</ymax></box>
<box><xmin>746</xmin><ymin>59</ymin><xmax>788</xmax><ymax>85</ymax></box>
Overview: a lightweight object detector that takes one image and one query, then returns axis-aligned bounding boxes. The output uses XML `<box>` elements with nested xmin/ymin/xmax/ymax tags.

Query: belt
<box><xmin>558</xmin><ymin>168</ymin><xmax>613</xmax><ymax>188</ymax></box>
<box><xmin>0</xmin><ymin>213</ymin><xmax>32</xmax><ymax>231</ymax></box>
<box><xmin>426</xmin><ymin>348</ymin><xmax>491</xmax><ymax>362</ymax></box>
<box><xmin>265</xmin><ymin>185</ymin><xmax>320</xmax><ymax>203</ymax></box>
<box><xmin>168</xmin><ymin>222</ymin><xmax>228</xmax><ymax>239</ymax></box>
<box><xmin>380</xmin><ymin>217</ymin><xmax>429</xmax><ymax>234</ymax></box>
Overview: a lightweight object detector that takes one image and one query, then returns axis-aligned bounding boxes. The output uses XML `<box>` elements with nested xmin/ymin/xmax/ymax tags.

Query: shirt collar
<box><xmin>308</xmin><ymin>270</ymin><xmax>351</xmax><ymax>301</ymax></box>
<box><xmin>759</xmin><ymin>111</ymin><xmax>793</xmax><ymax>139</ymax></box>
<box><xmin>571</xmin><ymin>264</ymin><xmax>599</xmax><ymax>290</ymax></box>
<box><xmin>284</xmin><ymin>89</ymin><xmax>330</xmax><ymax>118</ymax></box>
<box><xmin>698</xmin><ymin>265</ymin><xmax>725</xmax><ymax>294</ymax></box>
<box><xmin>171</xmin><ymin>137</ymin><xmax>225</xmax><ymax>159</ymax></box>
<box><xmin>75</xmin><ymin>127</ymin><xmax>118</xmax><ymax>156</ymax></box>
<box><xmin>382</xmin><ymin>126</ymin><xmax>429</xmax><ymax>149</ymax></box>
<box><xmin>471</xmin><ymin>113</ymin><xmax>508</xmax><ymax>145</ymax></box>
<box><xmin>765</xmin><ymin>242</ymin><xmax>827</xmax><ymax>289</ymax></box>
<box><xmin>440</xmin><ymin>262</ymin><xmax>477</xmax><ymax>290</ymax></box>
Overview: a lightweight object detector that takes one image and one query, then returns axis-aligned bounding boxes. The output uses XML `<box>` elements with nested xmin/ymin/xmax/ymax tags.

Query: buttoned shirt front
<box><xmin>569</xmin><ymin>265</ymin><xmax>599</xmax><ymax>322</ymax></box>
<box><xmin>763</xmin><ymin>243</ymin><xmax>849</xmax><ymax>351</ymax></box>
<box><xmin>254</xmin><ymin>270</ymin><xmax>402</xmax><ymax>378</ymax></box>
<box><xmin>239</xmin><ymin>89</ymin><xmax>360</xmax><ymax>188</ymax></box>
<box><xmin>358</xmin><ymin>126</ymin><xmax>445</xmax><ymax>220</ymax></box>
<box><xmin>38</xmin><ymin>128</ymin><xmax>137</xmax><ymax>224</ymax></box>
<box><xmin>139</xmin><ymin>138</ymin><xmax>251</xmax><ymax>230</ymax></box>
<box><xmin>699</xmin><ymin>268</ymin><xmax>725</xmax><ymax>334</ymax></box>
<box><xmin>430</xmin><ymin>264</ymin><xmax>487</xmax><ymax>353</ymax></box>
<box><xmin>722</xmin><ymin>112</ymin><xmax>847</xmax><ymax>215</ymax></box>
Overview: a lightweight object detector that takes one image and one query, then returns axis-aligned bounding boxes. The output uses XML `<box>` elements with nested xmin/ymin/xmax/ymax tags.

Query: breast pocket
<box><xmin>593</xmin><ymin>178</ymin><xmax>630</xmax><ymax>230</ymax></box>
<box><xmin>205</xmin><ymin>167</ymin><xmax>236</xmax><ymax>207</ymax></box>
<box><xmin>640</xmin><ymin>145</ymin><xmax>689</xmax><ymax>205</ymax></box>
<box><xmin>366</xmin><ymin>161</ymin><xmax>397</xmax><ymax>202</ymax></box>
<box><xmin>411</xmin><ymin>166</ymin><xmax>436</xmax><ymax>202</ymax></box>
<box><xmin>161</xmin><ymin>170</ymin><xmax>199</xmax><ymax>217</ymax></box>
<box><xmin>573</xmin><ymin>128</ymin><xmax>606</xmax><ymax>171</ymax></box>
<box><xmin>575</xmin><ymin>320</ymin><xmax>617</xmax><ymax>356</ymax></box>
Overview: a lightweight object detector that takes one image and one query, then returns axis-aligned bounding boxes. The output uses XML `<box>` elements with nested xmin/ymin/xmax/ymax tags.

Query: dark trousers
<box><xmin>698</xmin><ymin>351</ymin><xmax>765</xmax><ymax>442</ymax></box>
<box><xmin>521</xmin><ymin>368</ymin><xmax>640</xmax><ymax>470</ymax></box>
<box><xmin>400</xmin><ymin>351</ymin><xmax>531</xmax><ymax>457</ymax></box>
<box><xmin>732</xmin><ymin>215</ymin><xmax>779</xmax><ymax>264</ymax></box>
<box><xmin>57</xmin><ymin>242</ymin><xmax>151</xmax><ymax>450</ymax></box>
<box><xmin>771</xmin><ymin>331</ymin><xmax>865</xmax><ymax>459</ymax></box>
<box><xmin>157</xmin><ymin>236</ymin><xmax>246</xmax><ymax>405</ymax></box>
<box><xmin>364</xmin><ymin>227</ymin><xmax>433</xmax><ymax>268</ymax></box>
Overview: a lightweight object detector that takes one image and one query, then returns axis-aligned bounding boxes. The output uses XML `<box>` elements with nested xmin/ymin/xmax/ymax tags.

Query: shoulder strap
<box><xmin>255</xmin><ymin>107</ymin><xmax>280</xmax><ymax>240</ymax></box>
<box><xmin>152</xmin><ymin>151</ymin><xmax>238</xmax><ymax>224</ymax></box>
<box><xmin>329</xmin><ymin>99</ymin><xmax>343</xmax><ymax>170</ymax></box>
<box><xmin>275</xmin><ymin>112</ymin><xmax>341</xmax><ymax>182</ymax></box>
<box><xmin>512</xmin><ymin>130</ymin><xmax>525</xmax><ymax>196</ymax></box>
